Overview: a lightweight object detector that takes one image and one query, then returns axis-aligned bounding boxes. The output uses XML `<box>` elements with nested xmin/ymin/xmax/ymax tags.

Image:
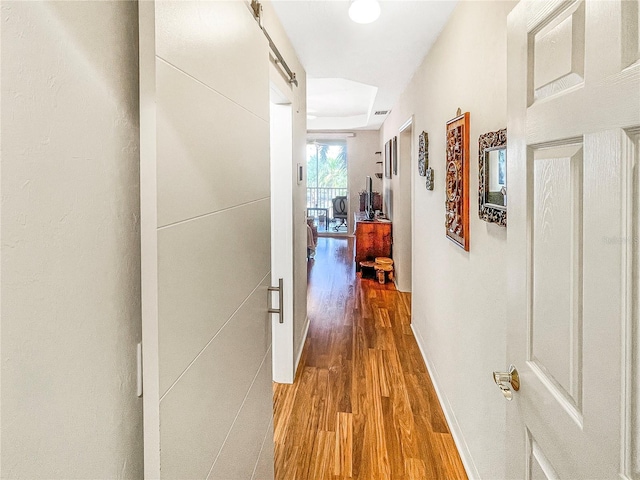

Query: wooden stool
<box><xmin>375</xmin><ymin>257</ymin><xmax>393</xmax><ymax>266</ymax></box>
<box><xmin>374</xmin><ymin>263</ymin><xmax>394</xmax><ymax>284</ymax></box>
<box><xmin>359</xmin><ymin>261</ymin><xmax>376</xmax><ymax>279</ymax></box>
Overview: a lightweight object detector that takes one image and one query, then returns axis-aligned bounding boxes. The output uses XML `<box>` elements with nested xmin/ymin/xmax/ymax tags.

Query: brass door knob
<box><xmin>492</xmin><ymin>365</ymin><xmax>519</xmax><ymax>401</ymax></box>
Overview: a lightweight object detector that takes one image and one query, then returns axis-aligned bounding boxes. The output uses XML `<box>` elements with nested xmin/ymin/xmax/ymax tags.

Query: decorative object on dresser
<box><xmin>384</xmin><ymin>139</ymin><xmax>392</xmax><ymax>178</ymax></box>
<box><xmin>478</xmin><ymin>128</ymin><xmax>507</xmax><ymax>227</ymax></box>
<box><xmin>445</xmin><ymin>109</ymin><xmax>470</xmax><ymax>251</ymax></box>
<box><xmin>359</xmin><ymin>191</ymin><xmax>382</xmax><ymax>212</ymax></box>
<box><xmin>418</xmin><ymin>131</ymin><xmax>428</xmax><ymax>176</ymax></box>
<box><xmin>353</xmin><ymin>212</ymin><xmax>392</xmax><ymax>270</ymax></box>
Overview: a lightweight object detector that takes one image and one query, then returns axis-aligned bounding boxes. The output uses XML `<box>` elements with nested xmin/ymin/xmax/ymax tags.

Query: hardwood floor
<box><xmin>274</xmin><ymin>237</ymin><xmax>468</xmax><ymax>479</ymax></box>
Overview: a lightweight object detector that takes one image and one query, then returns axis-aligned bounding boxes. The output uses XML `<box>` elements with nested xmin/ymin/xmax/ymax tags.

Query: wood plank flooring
<box><xmin>274</xmin><ymin>237</ymin><xmax>468</xmax><ymax>479</ymax></box>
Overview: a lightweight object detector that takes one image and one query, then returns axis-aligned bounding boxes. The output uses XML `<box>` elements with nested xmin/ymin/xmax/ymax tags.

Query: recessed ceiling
<box><xmin>271</xmin><ymin>0</ymin><xmax>458</xmax><ymax>131</ymax></box>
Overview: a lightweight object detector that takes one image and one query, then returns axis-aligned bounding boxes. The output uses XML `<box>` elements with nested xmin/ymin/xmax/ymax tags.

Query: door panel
<box><xmin>530</xmin><ymin>143</ymin><xmax>583</xmax><ymax>409</ymax></box>
<box><xmin>158</xmin><ymin>200</ymin><xmax>270</xmax><ymax>395</ymax></box>
<box><xmin>155</xmin><ymin>0</ymin><xmax>269</xmax><ymax>121</ymax></box>
<box><xmin>507</xmin><ymin>0</ymin><xmax>640</xmax><ymax>478</ymax></box>
<box><xmin>156</xmin><ymin>60</ymin><xmax>270</xmax><ymax>227</ymax></box>
<box><xmin>528</xmin><ymin>431</ymin><xmax>560</xmax><ymax>480</ymax></box>
<box><xmin>207</xmin><ymin>351</ymin><xmax>274</xmax><ymax>479</ymax></box>
<box><xmin>140</xmin><ymin>1</ymin><xmax>273</xmax><ymax>478</ymax></box>
<box><xmin>530</xmin><ymin>0</ymin><xmax>585</xmax><ymax>104</ymax></box>
<box><xmin>621</xmin><ymin>0</ymin><xmax>640</xmax><ymax>68</ymax></box>
<box><xmin>160</xmin><ymin>275</ymin><xmax>271</xmax><ymax>479</ymax></box>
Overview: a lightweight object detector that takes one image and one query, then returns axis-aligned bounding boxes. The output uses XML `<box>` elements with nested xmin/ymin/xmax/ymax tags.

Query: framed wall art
<box><xmin>418</xmin><ymin>131</ymin><xmax>428</xmax><ymax>176</ymax></box>
<box><xmin>392</xmin><ymin>136</ymin><xmax>398</xmax><ymax>175</ymax></box>
<box><xmin>425</xmin><ymin>168</ymin><xmax>434</xmax><ymax>190</ymax></box>
<box><xmin>478</xmin><ymin>128</ymin><xmax>507</xmax><ymax>226</ymax></box>
<box><xmin>384</xmin><ymin>139</ymin><xmax>392</xmax><ymax>179</ymax></box>
<box><xmin>445</xmin><ymin>110</ymin><xmax>470</xmax><ymax>251</ymax></box>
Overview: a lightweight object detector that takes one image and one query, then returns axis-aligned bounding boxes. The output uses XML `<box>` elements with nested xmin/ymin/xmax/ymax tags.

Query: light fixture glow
<box><xmin>348</xmin><ymin>0</ymin><xmax>380</xmax><ymax>24</ymax></box>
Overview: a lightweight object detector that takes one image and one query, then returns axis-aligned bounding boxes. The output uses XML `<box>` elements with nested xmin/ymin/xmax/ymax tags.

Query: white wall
<box><xmin>381</xmin><ymin>2</ymin><xmax>516</xmax><ymax>478</ymax></box>
<box><xmin>1</xmin><ymin>2</ymin><xmax>143</xmax><ymax>477</ymax></box>
<box><xmin>347</xmin><ymin>130</ymin><xmax>381</xmax><ymax>227</ymax></box>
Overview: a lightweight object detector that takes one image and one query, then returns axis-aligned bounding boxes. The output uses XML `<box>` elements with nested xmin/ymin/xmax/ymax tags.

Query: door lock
<box><xmin>493</xmin><ymin>364</ymin><xmax>519</xmax><ymax>401</ymax></box>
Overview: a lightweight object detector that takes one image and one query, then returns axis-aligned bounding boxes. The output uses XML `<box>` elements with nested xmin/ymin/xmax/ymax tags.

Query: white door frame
<box><xmin>269</xmin><ymin>65</ymin><xmax>295</xmax><ymax>384</ymax></box>
<box><xmin>397</xmin><ymin>116</ymin><xmax>414</xmax><ymax>293</ymax></box>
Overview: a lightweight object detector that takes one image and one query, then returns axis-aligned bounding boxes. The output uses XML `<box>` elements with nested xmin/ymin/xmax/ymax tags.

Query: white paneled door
<box><xmin>506</xmin><ymin>1</ymin><xmax>639</xmax><ymax>478</ymax></box>
<box><xmin>140</xmin><ymin>1</ymin><xmax>274</xmax><ymax>478</ymax></box>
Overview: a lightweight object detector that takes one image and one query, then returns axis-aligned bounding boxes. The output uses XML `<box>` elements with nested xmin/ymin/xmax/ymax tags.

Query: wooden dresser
<box><xmin>353</xmin><ymin>212</ymin><xmax>392</xmax><ymax>269</ymax></box>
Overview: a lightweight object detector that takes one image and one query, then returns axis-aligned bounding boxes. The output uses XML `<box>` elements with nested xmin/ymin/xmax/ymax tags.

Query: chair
<box><xmin>332</xmin><ymin>196</ymin><xmax>348</xmax><ymax>232</ymax></box>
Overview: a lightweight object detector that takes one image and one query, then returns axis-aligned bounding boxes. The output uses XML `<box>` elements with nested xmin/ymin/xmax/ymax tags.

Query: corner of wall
<box><xmin>411</xmin><ymin>324</ymin><xmax>481</xmax><ymax>480</ymax></box>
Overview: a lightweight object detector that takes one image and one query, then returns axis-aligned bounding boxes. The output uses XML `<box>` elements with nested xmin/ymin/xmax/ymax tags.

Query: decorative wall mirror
<box><xmin>478</xmin><ymin>128</ymin><xmax>507</xmax><ymax>227</ymax></box>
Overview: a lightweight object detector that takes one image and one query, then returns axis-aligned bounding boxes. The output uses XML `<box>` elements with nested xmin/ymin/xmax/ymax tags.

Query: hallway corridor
<box><xmin>274</xmin><ymin>237</ymin><xmax>467</xmax><ymax>479</ymax></box>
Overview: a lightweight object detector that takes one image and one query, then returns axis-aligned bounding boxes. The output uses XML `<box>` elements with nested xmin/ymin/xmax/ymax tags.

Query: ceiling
<box><xmin>271</xmin><ymin>0</ymin><xmax>458</xmax><ymax>131</ymax></box>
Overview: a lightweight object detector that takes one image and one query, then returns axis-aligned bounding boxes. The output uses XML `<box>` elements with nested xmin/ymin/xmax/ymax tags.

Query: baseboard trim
<box><xmin>410</xmin><ymin>324</ymin><xmax>480</xmax><ymax>480</ymax></box>
<box><xmin>294</xmin><ymin>315</ymin><xmax>310</xmax><ymax>377</ymax></box>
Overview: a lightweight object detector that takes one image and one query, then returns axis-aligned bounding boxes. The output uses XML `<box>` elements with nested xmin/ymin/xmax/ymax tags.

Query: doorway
<box><xmin>395</xmin><ymin>118</ymin><xmax>413</xmax><ymax>293</ymax></box>
<box><xmin>270</xmin><ymin>86</ymin><xmax>295</xmax><ymax>384</ymax></box>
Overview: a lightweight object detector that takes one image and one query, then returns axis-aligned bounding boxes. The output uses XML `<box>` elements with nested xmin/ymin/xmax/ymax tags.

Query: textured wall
<box><xmin>1</xmin><ymin>1</ymin><xmax>143</xmax><ymax>477</ymax></box>
<box><xmin>381</xmin><ymin>2</ymin><xmax>517</xmax><ymax>478</ymax></box>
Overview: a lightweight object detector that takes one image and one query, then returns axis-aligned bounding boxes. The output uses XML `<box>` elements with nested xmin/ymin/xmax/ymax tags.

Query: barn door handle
<box><xmin>268</xmin><ymin>278</ymin><xmax>283</xmax><ymax>324</ymax></box>
<box><xmin>493</xmin><ymin>365</ymin><xmax>519</xmax><ymax>401</ymax></box>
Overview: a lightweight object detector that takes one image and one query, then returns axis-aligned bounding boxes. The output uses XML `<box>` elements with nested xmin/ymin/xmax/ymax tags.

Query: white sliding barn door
<box><xmin>140</xmin><ymin>2</ymin><xmax>274</xmax><ymax>478</ymax></box>
<box><xmin>505</xmin><ymin>1</ymin><xmax>640</xmax><ymax>478</ymax></box>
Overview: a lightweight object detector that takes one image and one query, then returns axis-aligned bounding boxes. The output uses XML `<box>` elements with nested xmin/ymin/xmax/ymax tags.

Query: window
<box><xmin>306</xmin><ymin>141</ymin><xmax>348</xmax><ymax>233</ymax></box>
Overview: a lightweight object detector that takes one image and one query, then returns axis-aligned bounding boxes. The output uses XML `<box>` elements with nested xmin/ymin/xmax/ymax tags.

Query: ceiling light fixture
<box><xmin>348</xmin><ymin>0</ymin><xmax>380</xmax><ymax>24</ymax></box>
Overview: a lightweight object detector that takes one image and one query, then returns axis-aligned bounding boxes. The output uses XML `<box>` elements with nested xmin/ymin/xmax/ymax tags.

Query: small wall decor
<box><xmin>384</xmin><ymin>139</ymin><xmax>392</xmax><ymax>179</ymax></box>
<box><xmin>418</xmin><ymin>131</ymin><xmax>428</xmax><ymax>176</ymax></box>
<box><xmin>478</xmin><ymin>128</ymin><xmax>507</xmax><ymax>226</ymax></box>
<box><xmin>425</xmin><ymin>167</ymin><xmax>434</xmax><ymax>190</ymax></box>
<box><xmin>445</xmin><ymin>110</ymin><xmax>470</xmax><ymax>251</ymax></box>
<box><xmin>392</xmin><ymin>136</ymin><xmax>398</xmax><ymax>175</ymax></box>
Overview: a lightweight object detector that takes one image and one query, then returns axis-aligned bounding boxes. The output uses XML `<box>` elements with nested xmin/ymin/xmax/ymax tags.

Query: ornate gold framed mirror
<box><xmin>478</xmin><ymin>128</ymin><xmax>507</xmax><ymax>227</ymax></box>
